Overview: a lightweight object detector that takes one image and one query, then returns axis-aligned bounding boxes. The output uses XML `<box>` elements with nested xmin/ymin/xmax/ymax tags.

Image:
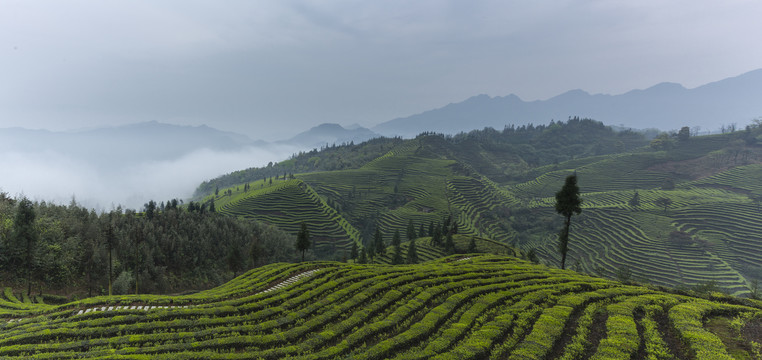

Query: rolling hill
<box><xmin>199</xmin><ymin>118</ymin><xmax>762</xmax><ymax>297</ymax></box>
<box><xmin>2</xmin><ymin>255</ymin><xmax>762</xmax><ymax>359</ymax></box>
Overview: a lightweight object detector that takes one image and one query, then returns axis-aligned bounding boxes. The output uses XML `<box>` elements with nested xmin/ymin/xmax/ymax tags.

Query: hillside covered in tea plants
<box><xmin>198</xmin><ymin>118</ymin><xmax>762</xmax><ymax>296</ymax></box>
<box><xmin>3</xmin><ymin>255</ymin><xmax>762</xmax><ymax>359</ymax></box>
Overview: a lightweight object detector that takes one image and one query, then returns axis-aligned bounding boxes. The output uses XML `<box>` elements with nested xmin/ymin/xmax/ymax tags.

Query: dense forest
<box><xmin>0</xmin><ymin>194</ymin><xmax>297</xmax><ymax>299</ymax></box>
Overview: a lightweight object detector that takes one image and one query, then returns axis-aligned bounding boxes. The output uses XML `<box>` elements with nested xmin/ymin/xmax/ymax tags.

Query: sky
<box><xmin>2</xmin><ymin>1</ymin><xmax>762</xmax><ymax>140</ymax></box>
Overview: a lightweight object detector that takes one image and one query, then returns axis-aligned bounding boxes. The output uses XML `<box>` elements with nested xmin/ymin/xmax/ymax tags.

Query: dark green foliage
<box><xmin>406</xmin><ymin>219</ymin><xmax>416</xmax><ymax>241</ymax></box>
<box><xmin>12</xmin><ymin>198</ymin><xmax>37</xmax><ymax>296</ymax></box>
<box><xmin>358</xmin><ymin>247</ymin><xmax>367</xmax><ymax>264</ymax></box>
<box><xmin>526</xmin><ymin>248</ymin><xmax>539</xmax><ymax>263</ymax></box>
<box><xmin>445</xmin><ymin>232</ymin><xmax>455</xmax><ymax>254</ymax></box>
<box><xmin>391</xmin><ymin>230</ymin><xmax>403</xmax><ymax>265</ymax></box>
<box><xmin>628</xmin><ymin>191</ymin><xmax>640</xmax><ymax>208</ymax></box>
<box><xmin>678</xmin><ymin>126</ymin><xmax>690</xmax><ymax>141</ymax></box>
<box><xmin>467</xmin><ymin>236</ymin><xmax>477</xmax><ymax>253</ymax></box>
<box><xmin>350</xmin><ymin>242</ymin><xmax>358</xmax><ymax>261</ymax></box>
<box><xmin>406</xmin><ymin>238</ymin><xmax>418</xmax><ymax>264</ymax></box>
<box><xmin>374</xmin><ymin>228</ymin><xmax>384</xmax><ymax>257</ymax></box>
<box><xmin>555</xmin><ymin>174</ymin><xmax>582</xmax><ymax>270</ymax></box>
<box><xmin>297</xmin><ymin>222</ymin><xmax>311</xmax><ymax>261</ymax></box>
<box><xmin>655</xmin><ymin>197</ymin><xmax>673</xmax><ymax>214</ymax></box>
<box><xmin>0</xmin><ymin>198</ymin><xmax>297</xmax><ymax>295</ymax></box>
<box><xmin>432</xmin><ymin>226</ymin><xmax>443</xmax><ymax>247</ymax></box>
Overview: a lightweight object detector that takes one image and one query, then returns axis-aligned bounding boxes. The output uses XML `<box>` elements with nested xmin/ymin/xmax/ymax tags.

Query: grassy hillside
<box><xmin>3</xmin><ymin>255</ymin><xmax>762</xmax><ymax>359</ymax></box>
<box><xmin>200</xmin><ymin>119</ymin><xmax>762</xmax><ymax>296</ymax></box>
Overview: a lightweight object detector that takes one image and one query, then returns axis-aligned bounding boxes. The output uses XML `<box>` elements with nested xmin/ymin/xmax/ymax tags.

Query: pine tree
<box><xmin>406</xmin><ymin>219</ymin><xmax>416</xmax><ymax>241</ymax></box>
<box><xmin>467</xmin><ymin>236</ymin><xmax>477</xmax><ymax>253</ymax></box>
<box><xmin>432</xmin><ymin>227</ymin><xmax>443</xmax><ymax>247</ymax></box>
<box><xmin>555</xmin><ymin>174</ymin><xmax>582</xmax><ymax>270</ymax></box>
<box><xmin>13</xmin><ymin>197</ymin><xmax>37</xmax><ymax>296</ymax></box>
<box><xmin>391</xmin><ymin>230</ymin><xmax>402</xmax><ymax>264</ymax></box>
<box><xmin>445</xmin><ymin>232</ymin><xmax>455</xmax><ymax>254</ymax></box>
<box><xmin>406</xmin><ymin>239</ymin><xmax>418</xmax><ymax>264</ymax></box>
<box><xmin>374</xmin><ymin>228</ymin><xmax>385</xmax><ymax>256</ymax></box>
<box><xmin>351</xmin><ymin>242</ymin><xmax>358</xmax><ymax>261</ymax></box>
<box><xmin>358</xmin><ymin>248</ymin><xmax>367</xmax><ymax>264</ymax></box>
<box><xmin>296</xmin><ymin>222</ymin><xmax>310</xmax><ymax>261</ymax></box>
<box><xmin>628</xmin><ymin>191</ymin><xmax>640</xmax><ymax>208</ymax></box>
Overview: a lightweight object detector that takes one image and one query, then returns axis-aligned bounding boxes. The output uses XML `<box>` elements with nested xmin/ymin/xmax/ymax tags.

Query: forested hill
<box><xmin>195</xmin><ymin>118</ymin><xmax>649</xmax><ymax>196</ymax></box>
<box><xmin>200</xmin><ymin>118</ymin><xmax>762</xmax><ymax>296</ymax></box>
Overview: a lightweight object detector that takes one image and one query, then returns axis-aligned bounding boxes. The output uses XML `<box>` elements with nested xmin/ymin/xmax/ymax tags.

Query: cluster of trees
<box><xmin>0</xmin><ymin>194</ymin><xmax>296</xmax><ymax>297</ymax></box>
<box><xmin>349</xmin><ymin>216</ymin><xmax>462</xmax><ymax>265</ymax></box>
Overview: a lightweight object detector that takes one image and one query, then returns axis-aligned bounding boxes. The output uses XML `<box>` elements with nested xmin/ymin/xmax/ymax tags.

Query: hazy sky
<box><xmin>2</xmin><ymin>0</ymin><xmax>762</xmax><ymax>140</ymax></box>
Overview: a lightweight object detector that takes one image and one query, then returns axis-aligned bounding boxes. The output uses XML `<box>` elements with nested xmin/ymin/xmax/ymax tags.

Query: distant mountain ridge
<box><xmin>0</xmin><ymin>121</ymin><xmax>262</xmax><ymax>167</ymax></box>
<box><xmin>278</xmin><ymin>123</ymin><xmax>380</xmax><ymax>149</ymax></box>
<box><xmin>373</xmin><ymin>68</ymin><xmax>762</xmax><ymax>137</ymax></box>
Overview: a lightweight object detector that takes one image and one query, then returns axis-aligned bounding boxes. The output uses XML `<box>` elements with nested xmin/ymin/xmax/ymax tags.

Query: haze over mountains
<box><xmin>4</xmin><ymin>69</ymin><xmax>762</xmax><ymax>209</ymax></box>
<box><xmin>373</xmin><ymin>68</ymin><xmax>762</xmax><ymax>137</ymax></box>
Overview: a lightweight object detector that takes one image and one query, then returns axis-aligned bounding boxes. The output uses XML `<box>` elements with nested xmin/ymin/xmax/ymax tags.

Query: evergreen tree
<box><xmin>350</xmin><ymin>241</ymin><xmax>358</xmax><ymax>261</ymax></box>
<box><xmin>367</xmin><ymin>236</ymin><xmax>376</xmax><ymax>259</ymax></box>
<box><xmin>418</xmin><ymin>223</ymin><xmax>426</xmax><ymax>238</ymax></box>
<box><xmin>428</xmin><ymin>221</ymin><xmax>434</xmax><ymax>237</ymax></box>
<box><xmin>406</xmin><ymin>219</ymin><xmax>416</xmax><ymax>241</ymax></box>
<box><xmin>358</xmin><ymin>248</ymin><xmax>367</xmax><ymax>264</ymax></box>
<box><xmin>445</xmin><ymin>232</ymin><xmax>455</xmax><ymax>254</ymax></box>
<box><xmin>527</xmin><ymin>248</ymin><xmax>539</xmax><ymax>264</ymax></box>
<box><xmin>628</xmin><ymin>191</ymin><xmax>640</xmax><ymax>208</ymax></box>
<box><xmin>13</xmin><ymin>197</ymin><xmax>38</xmax><ymax>296</ymax></box>
<box><xmin>406</xmin><ymin>239</ymin><xmax>418</xmax><ymax>264</ymax></box>
<box><xmin>555</xmin><ymin>174</ymin><xmax>582</xmax><ymax>270</ymax></box>
<box><xmin>391</xmin><ymin>230</ymin><xmax>402</xmax><ymax>265</ymax></box>
<box><xmin>432</xmin><ymin>226</ymin><xmax>443</xmax><ymax>247</ymax></box>
<box><xmin>374</xmin><ymin>228</ymin><xmax>385</xmax><ymax>256</ymax></box>
<box><xmin>105</xmin><ymin>217</ymin><xmax>115</xmax><ymax>296</ymax></box>
<box><xmin>467</xmin><ymin>236</ymin><xmax>477</xmax><ymax>253</ymax></box>
<box><xmin>296</xmin><ymin>222</ymin><xmax>311</xmax><ymax>261</ymax></box>
<box><xmin>144</xmin><ymin>200</ymin><xmax>157</xmax><ymax>220</ymax></box>
<box><xmin>209</xmin><ymin>198</ymin><xmax>216</xmax><ymax>213</ymax></box>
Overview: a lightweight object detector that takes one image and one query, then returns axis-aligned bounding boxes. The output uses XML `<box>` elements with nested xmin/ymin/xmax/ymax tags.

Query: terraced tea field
<box><xmin>3</xmin><ymin>255</ymin><xmax>761</xmax><ymax>359</ymax></box>
<box><xmin>204</xmin><ymin>131</ymin><xmax>762</xmax><ymax>296</ymax></box>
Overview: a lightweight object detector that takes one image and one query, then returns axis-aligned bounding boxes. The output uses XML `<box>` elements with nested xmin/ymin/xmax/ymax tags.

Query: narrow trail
<box><xmin>4</xmin><ymin>268</ymin><xmax>322</xmax><ymax>324</ymax></box>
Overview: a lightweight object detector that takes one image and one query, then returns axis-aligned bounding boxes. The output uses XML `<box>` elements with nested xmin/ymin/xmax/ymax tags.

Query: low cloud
<box><xmin>0</xmin><ymin>145</ymin><xmax>297</xmax><ymax>211</ymax></box>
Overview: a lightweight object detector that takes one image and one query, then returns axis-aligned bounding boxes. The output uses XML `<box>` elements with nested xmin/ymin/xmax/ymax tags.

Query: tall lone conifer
<box><xmin>555</xmin><ymin>174</ymin><xmax>582</xmax><ymax>270</ymax></box>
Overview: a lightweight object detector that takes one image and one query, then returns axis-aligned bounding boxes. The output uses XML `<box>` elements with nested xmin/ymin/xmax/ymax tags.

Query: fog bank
<box><xmin>0</xmin><ymin>145</ymin><xmax>297</xmax><ymax>211</ymax></box>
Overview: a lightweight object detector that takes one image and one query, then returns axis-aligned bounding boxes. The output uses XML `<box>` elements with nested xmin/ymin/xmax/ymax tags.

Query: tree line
<box><xmin>0</xmin><ymin>194</ymin><xmax>297</xmax><ymax>298</ymax></box>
